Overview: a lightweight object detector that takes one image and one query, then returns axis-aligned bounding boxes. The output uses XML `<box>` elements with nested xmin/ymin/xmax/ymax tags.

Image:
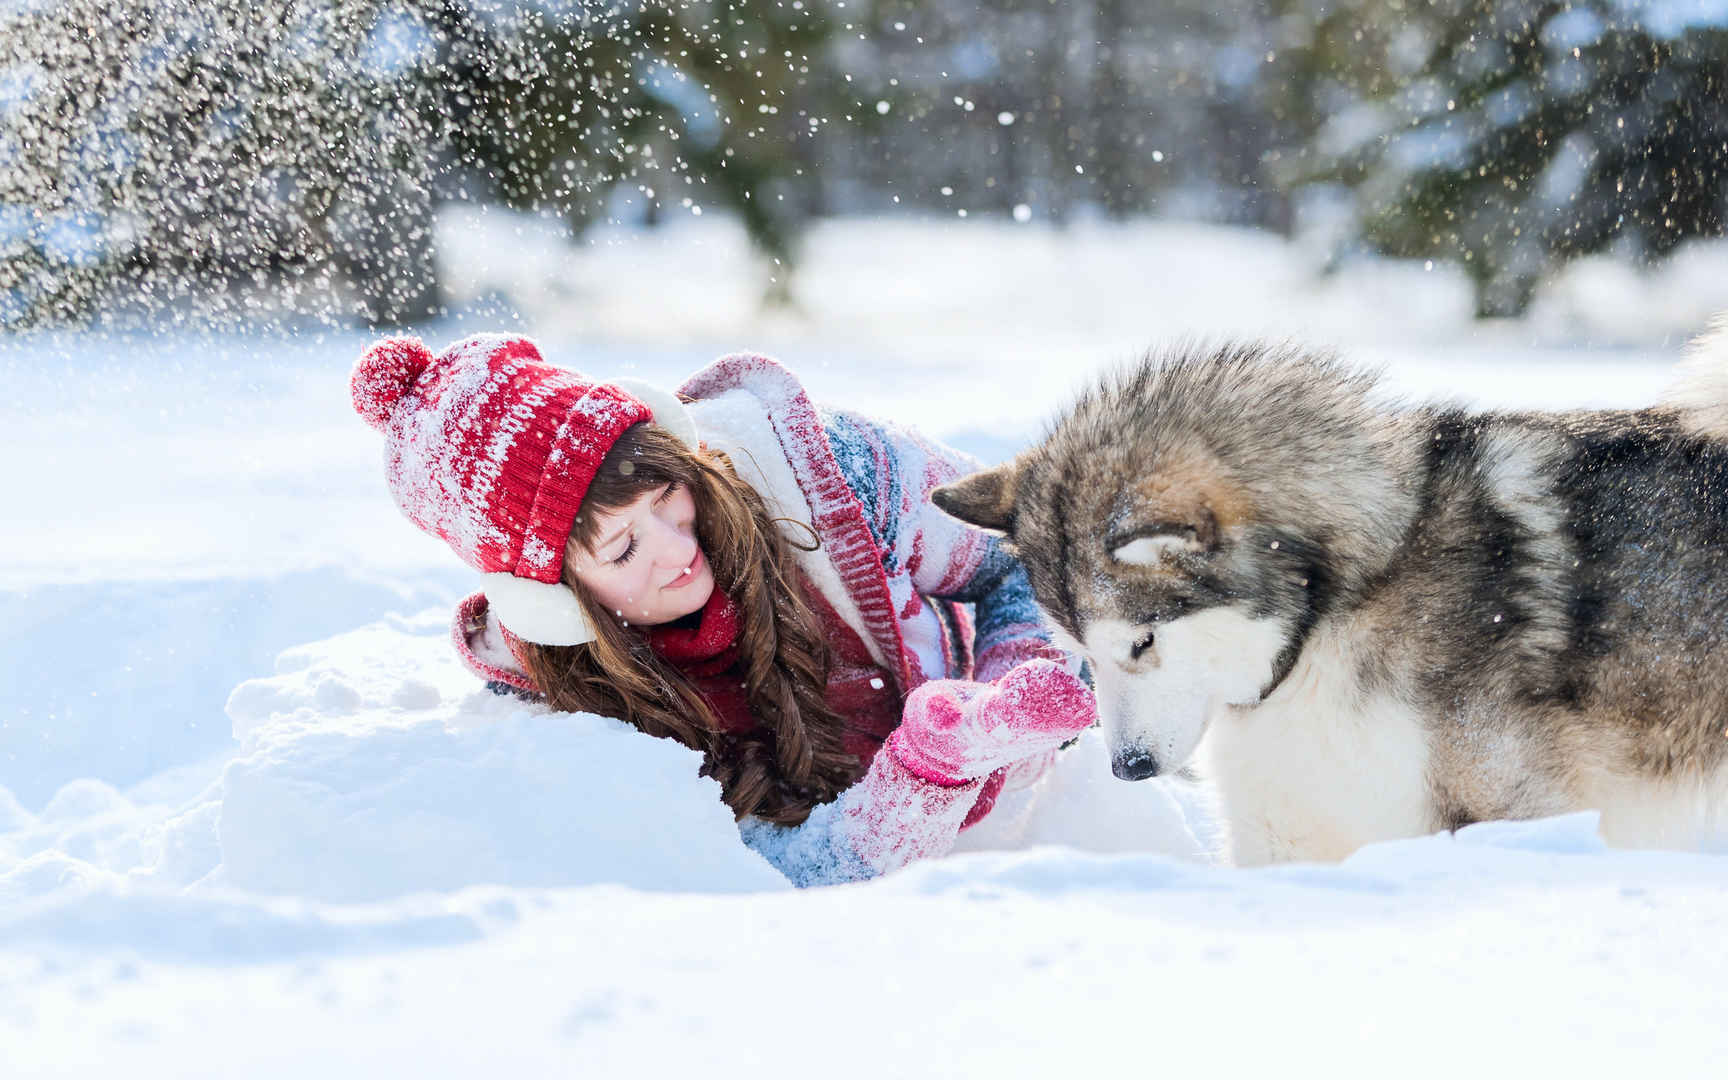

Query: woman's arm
<box><xmin>739</xmin><ymin>659</ymin><xmax>1095</xmax><ymax>887</ymax></box>
<box><xmin>739</xmin><ymin>752</ymin><xmax>988</xmax><ymax>887</ymax></box>
<box><xmin>822</xmin><ymin>408</ymin><xmax>1066</xmax><ymax>683</ymax></box>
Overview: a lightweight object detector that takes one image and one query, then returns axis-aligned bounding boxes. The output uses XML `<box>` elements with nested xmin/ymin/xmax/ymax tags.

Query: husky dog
<box><xmin>933</xmin><ymin>327</ymin><xmax>1728</xmax><ymax>864</ymax></box>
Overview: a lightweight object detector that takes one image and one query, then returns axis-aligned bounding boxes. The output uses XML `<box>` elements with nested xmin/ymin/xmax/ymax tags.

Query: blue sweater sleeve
<box><xmin>737</xmin><ymin>805</ymin><xmax>875</xmax><ymax>887</ymax></box>
<box><xmin>821</xmin><ymin>407</ymin><xmax>1059</xmax><ymax>682</ymax></box>
<box><xmin>736</xmin><ymin>750</ymin><xmax>989</xmax><ymax>887</ymax></box>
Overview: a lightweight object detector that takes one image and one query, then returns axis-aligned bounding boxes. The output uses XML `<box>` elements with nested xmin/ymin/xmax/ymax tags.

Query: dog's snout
<box><xmin>1111</xmin><ymin>750</ymin><xmax>1161</xmax><ymax>781</ymax></box>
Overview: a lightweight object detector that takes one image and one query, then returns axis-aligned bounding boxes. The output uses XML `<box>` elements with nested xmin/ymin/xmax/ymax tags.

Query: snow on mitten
<box><xmin>828</xmin><ymin>753</ymin><xmax>990</xmax><ymax>880</ymax></box>
<box><xmin>886</xmin><ymin>659</ymin><xmax>1097</xmax><ymax>786</ymax></box>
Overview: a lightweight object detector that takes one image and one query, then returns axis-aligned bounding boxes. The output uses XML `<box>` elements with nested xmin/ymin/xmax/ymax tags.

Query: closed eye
<box><xmin>607</xmin><ymin>483</ymin><xmax>678</xmax><ymax>564</ymax></box>
<box><xmin>611</xmin><ymin>536</ymin><xmax>639</xmax><ymax>566</ymax></box>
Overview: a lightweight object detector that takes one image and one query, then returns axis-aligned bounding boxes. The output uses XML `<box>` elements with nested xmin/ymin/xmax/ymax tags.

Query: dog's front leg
<box><xmin>1196</xmin><ymin>737</ymin><xmax>1287</xmax><ymax>866</ymax></box>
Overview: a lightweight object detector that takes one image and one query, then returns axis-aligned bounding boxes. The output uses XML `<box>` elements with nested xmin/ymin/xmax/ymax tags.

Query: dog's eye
<box><xmin>1130</xmin><ymin>629</ymin><xmax>1156</xmax><ymax>661</ymax></box>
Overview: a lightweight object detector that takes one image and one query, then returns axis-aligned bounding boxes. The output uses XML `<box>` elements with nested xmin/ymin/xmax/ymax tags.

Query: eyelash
<box><xmin>610</xmin><ymin>483</ymin><xmax>679</xmax><ymax>566</ymax></box>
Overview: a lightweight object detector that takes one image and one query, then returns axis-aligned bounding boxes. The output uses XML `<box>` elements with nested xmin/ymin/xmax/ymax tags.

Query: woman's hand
<box><xmin>887</xmin><ymin>659</ymin><xmax>1097</xmax><ymax>786</ymax></box>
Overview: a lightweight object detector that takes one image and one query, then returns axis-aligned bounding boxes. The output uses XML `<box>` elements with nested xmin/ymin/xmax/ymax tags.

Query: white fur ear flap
<box><xmin>481</xmin><ymin>572</ymin><xmax>596</xmax><ymax>646</ymax></box>
<box><xmin>612</xmin><ymin>377</ymin><xmax>699</xmax><ymax>450</ymax></box>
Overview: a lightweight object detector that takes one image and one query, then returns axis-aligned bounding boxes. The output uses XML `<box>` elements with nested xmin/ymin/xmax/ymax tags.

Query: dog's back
<box><xmin>1368</xmin><ymin>400</ymin><xmax>1728</xmax><ymax>846</ymax></box>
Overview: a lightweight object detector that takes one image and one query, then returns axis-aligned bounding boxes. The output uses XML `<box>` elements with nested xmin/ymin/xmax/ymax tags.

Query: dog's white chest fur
<box><xmin>1201</xmin><ymin>622</ymin><xmax>1433</xmax><ymax>865</ymax></box>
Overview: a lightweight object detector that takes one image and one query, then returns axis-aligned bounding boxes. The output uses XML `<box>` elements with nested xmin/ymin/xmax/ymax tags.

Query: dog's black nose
<box><xmin>1112</xmin><ymin>751</ymin><xmax>1161</xmax><ymax>781</ymax></box>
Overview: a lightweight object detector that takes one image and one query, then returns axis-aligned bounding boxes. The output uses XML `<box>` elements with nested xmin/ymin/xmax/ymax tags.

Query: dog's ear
<box><xmin>932</xmin><ymin>464</ymin><xmax>1019</xmax><ymax>535</ymax></box>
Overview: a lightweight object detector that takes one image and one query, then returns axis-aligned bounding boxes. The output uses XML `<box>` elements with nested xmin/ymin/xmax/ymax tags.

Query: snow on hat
<box><xmin>351</xmin><ymin>333</ymin><xmax>697</xmax><ymax>646</ymax></box>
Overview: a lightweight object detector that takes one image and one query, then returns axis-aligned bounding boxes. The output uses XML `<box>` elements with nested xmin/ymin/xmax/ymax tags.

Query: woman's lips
<box><xmin>661</xmin><ymin>548</ymin><xmax>705</xmax><ymax>590</ymax></box>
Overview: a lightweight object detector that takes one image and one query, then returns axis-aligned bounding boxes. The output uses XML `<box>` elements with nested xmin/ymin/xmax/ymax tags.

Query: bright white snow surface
<box><xmin>4</xmin><ymin>216</ymin><xmax>1727</xmax><ymax>1075</ymax></box>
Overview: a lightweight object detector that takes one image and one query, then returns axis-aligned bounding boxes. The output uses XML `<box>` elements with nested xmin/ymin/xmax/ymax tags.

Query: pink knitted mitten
<box><xmin>887</xmin><ymin>659</ymin><xmax>1097</xmax><ymax>786</ymax></box>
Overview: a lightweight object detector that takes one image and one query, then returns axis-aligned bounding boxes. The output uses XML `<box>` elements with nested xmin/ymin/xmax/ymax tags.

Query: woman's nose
<box><xmin>650</xmin><ymin>512</ymin><xmax>698</xmax><ymax>565</ymax></box>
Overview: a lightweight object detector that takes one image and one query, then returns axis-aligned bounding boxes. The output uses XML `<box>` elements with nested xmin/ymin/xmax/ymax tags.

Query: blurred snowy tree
<box><xmin>1288</xmin><ymin>0</ymin><xmax>1728</xmax><ymax>315</ymax></box>
<box><xmin>434</xmin><ymin>0</ymin><xmax>836</xmax><ymax>287</ymax></box>
<box><xmin>0</xmin><ymin>0</ymin><xmax>839</xmax><ymax>329</ymax></box>
<box><xmin>821</xmin><ymin>0</ymin><xmax>1291</xmax><ymax>225</ymax></box>
<box><xmin>11</xmin><ymin>0</ymin><xmax>1711</xmax><ymax>328</ymax></box>
<box><xmin>0</xmin><ymin>1</ymin><xmax>442</xmax><ymax>328</ymax></box>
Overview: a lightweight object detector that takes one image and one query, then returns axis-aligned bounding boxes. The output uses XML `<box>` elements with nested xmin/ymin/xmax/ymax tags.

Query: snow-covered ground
<box><xmin>4</xmin><ymin>215</ymin><xmax>1726</xmax><ymax>1075</ymax></box>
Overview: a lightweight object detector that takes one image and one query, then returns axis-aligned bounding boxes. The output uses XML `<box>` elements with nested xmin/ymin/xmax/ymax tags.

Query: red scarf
<box><xmin>645</xmin><ymin>591</ymin><xmax>757</xmax><ymax>735</ymax></box>
<box><xmin>646</xmin><ymin>590</ymin><xmax>741</xmax><ymax>675</ymax></box>
<box><xmin>642</xmin><ymin>582</ymin><xmax>1000</xmax><ymax>825</ymax></box>
<box><xmin>644</xmin><ymin>583</ymin><xmax>902</xmax><ymax>753</ymax></box>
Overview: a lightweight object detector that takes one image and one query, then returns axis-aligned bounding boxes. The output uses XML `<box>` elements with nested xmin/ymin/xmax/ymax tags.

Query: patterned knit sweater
<box><xmin>452</xmin><ymin>354</ymin><xmax>1069</xmax><ymax>886</ymax></box>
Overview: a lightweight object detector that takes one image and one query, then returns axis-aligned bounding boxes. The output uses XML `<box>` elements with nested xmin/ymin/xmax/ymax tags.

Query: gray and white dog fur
<box><xmin>933</xmin><ymin>323</ymin><xmax>1728</xmax><ymax>864</ymax></box>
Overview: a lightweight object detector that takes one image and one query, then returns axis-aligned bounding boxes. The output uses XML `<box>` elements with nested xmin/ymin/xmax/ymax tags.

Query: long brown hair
<box><xmin>515</xmin><ymin>423</ymin><xmax>865</xmax><ymax>825</ymax></box>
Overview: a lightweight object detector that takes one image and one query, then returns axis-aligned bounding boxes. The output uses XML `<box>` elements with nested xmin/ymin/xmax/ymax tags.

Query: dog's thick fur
<box><xmin>934</xmin><ymin>324</ymin><xmax>1728</xmax><ymax>864</ymax></box>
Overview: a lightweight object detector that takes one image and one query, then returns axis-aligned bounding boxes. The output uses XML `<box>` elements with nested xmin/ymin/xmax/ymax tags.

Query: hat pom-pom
<box><xmin>352</xmin><ymin>336</ymin><xmax>434</xmax><ymax>431</ymax></box>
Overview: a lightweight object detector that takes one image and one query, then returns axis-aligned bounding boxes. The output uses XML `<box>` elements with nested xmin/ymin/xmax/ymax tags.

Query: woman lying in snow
<box><xmin>350</xmin><ymin>334</ymin><xmax>1165</xmax><ymax>886</ymax></box>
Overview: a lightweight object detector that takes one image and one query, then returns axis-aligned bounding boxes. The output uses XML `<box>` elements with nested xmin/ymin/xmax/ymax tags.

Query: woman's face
<box><xmin>567</xmin><ymin>480</ymin><xmax>715</xmax><ymax>627</ymax></box>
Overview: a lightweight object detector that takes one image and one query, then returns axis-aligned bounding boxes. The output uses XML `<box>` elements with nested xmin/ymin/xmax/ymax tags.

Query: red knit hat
<box><xmin>351</xmin><ymin>333</ymin><xmax>697</xmax><ymax>645</ymax></box>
